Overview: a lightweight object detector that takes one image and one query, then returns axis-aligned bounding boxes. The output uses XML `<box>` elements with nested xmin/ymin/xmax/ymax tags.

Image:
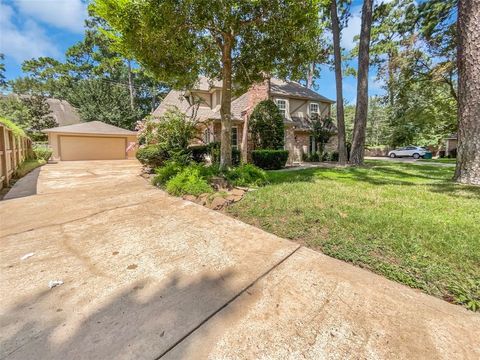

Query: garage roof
<box><xmin>43</xmin><ymin>121</ymin><xmax>137</xmax><ymax>136</ymax></box>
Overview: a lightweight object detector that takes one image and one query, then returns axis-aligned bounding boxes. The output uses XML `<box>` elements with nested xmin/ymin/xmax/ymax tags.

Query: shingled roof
<box><xmin>46</xmin><ymin>98</ymin><xmax>82</xmax><ymax>126</ymax></box>
<box><xmin>269</xmin><ymin>78</ymin><xmax>334</xmax><ymax>103</ymax></box>
<box><xmin>152</xmin><ymin>77</ymin><xmax>333</xmax><ymax>122</ymax></box>
<box><xmin>153</xmin><ymin>89</ymin><xmax>246</xmax><ymax>121</ymax></box>
<box><xmin>43</xmin><ymin>121</ymin><xmax>136</xmax><ymax>136</ymax></box>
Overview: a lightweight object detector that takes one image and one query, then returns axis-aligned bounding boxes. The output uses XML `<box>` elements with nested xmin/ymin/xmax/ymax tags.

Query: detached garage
<box><xmin>43</xmin><ymin>121</ymin><xmax>137</xmax><ymax>161</ymax></box>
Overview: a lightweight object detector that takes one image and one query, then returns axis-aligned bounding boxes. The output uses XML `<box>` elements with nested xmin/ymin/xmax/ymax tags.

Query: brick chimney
<box><xmin>246</xmin><ymin>77</ymin><xmax>271</xmax><ymax>116</ymax></box>
<box><xmin>241</xmin><ymin>77</ymin><xmax>271</xmax><ymax>163</ymax></box>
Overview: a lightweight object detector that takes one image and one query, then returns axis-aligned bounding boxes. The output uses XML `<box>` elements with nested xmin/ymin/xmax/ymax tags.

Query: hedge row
<box><xmin>251</xmin><ymin>150</ymin><xmax>289</xmax><ymax>170</ymax></box>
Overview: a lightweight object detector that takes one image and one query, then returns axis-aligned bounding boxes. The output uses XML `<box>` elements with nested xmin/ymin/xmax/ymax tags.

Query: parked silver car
<box><xmin>388</xmin><ymin>146</ymin><xmax>428</xmax><ymax>159</ymax></box>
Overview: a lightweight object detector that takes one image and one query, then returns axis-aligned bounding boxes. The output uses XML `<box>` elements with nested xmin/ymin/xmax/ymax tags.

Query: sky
<box><xmin>0</xmin><ymin>0</ymin><xmax>385</xmax><ymax>103</ymax></box>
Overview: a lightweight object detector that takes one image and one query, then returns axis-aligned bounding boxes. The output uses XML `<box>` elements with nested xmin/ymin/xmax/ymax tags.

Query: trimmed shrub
<box><xmin>330</xmin><ymin>151</ymin><xmax>339</xmax><ymax>161</ymax></box>
<box><xmin>252</xmin><ymin>150</ymin><xmax>289</xmax><ymax>170</ymax></box>
<box><xmin>33</xmin><ymin>146</ymin><xmax>52</xmax><ymax>161</ymax></box>
<box><xmin>165</xmin><ymin>166</ymin><xmax>213</xmax><ymax>196</ymax></box>
<box><xmin>226</xmin><ymin>164</ymin><xmax>268</xmax><ymax>187</ymax></box>
<box><xmin>152</xmin><ymin>161</ymin><xmax>184</xmax><ymax>186</ymax></box>
<box><xmin>190</xmin><ymin>145</ymin><xmax>209</xmax><ymax>163</ymax></box>
<box><xmin>303</xmin><ymin>152</ymin><xmax>320</xmax><ymax>162</ymax></box>
<box><xmin>136</xmin><ymin>145</ymin><xmax>169</xmax><ymax>167</ymax></box>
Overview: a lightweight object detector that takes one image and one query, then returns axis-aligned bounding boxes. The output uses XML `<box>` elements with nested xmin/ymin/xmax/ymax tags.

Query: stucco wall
<box><xmin>272</xmin><ymin>97</ymin><xmax>331</xmax><ymax>119</ymax></box>
<box><xmin>192</xmin><ymin>92</ymin><xmax>212</xmax><ymax>108</ymax></box>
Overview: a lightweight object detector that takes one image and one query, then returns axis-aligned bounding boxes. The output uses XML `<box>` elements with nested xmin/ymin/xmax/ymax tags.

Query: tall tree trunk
<box><xmin>307</xmin><ymin>62</ymin><xmax>315</xmax><ymax>89</ymax></box>
<box><xmin>387</xmin><ymin>51</ymin><xmax>395</xmax><ymax>108</ymax></box>
<box><xmin>330</xmin><ymin>0</ymin><xmax>347</xmax><ymax>164</ymax></box>
<box><xmin>350</xmin><ymin>0</ymin><xmax>373</xmax><ymax>165</ymax></box>
<box><xmin>454</xmin><ymin>0</ymin><xmax>480</xmax><ymax>185</ymax></box>
<box><xmin>127</xmin><ymin>60</ymin><xmax>135</xmax><ymax>110</ymax></box>
<box><xmin>220</xmin><ymin>34</ymin><xmax>233</xmax><ymax>169</ymax></box>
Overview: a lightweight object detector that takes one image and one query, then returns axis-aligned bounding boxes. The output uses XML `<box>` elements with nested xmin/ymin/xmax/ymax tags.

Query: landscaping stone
<box><xmin>196</xmin><ymin>193</ymin><xmax>210</xmax><ymax>206</ymax></box>
<box><xmin>182</xmin><ymin>195</ymin><xmax>197</xmax><ymax>202</ymax></box>
<box><xmin>226</xmin><ymin>194</ymin><xmax>243</xmax><ymax>202</ymax></box>
<box><xmin>230</xmin><ymin>188</ymin><xmax>245</xmax><ymax>196</ymax></box>
<box><xmin>209</xmin><ymin>196</ymin><xmax>229</xmax><ymax>210</ymax></box>
<box><xmin>210</xmin><ymin>176</ymin><xmax>229</xmax><ymax>190</ymax></box>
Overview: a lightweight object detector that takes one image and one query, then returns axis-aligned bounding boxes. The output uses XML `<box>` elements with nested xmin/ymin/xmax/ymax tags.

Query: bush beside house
<box><xmin>136</xmin><ymin>108</ymin><xmax>267</xmax><ymax>207</ymax></box>
<box><xmin>248</xmin><ymin>100</ymin><xmax>289</xmax><ymax>170</ymax></box>
<box><xmin>252</xmin><ymin>150</ymin><xmax>289</xmax><ymax>170</ymax></box>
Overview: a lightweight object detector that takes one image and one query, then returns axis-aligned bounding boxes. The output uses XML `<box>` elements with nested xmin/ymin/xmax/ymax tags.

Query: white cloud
<box><xmin>0</xmin><ymin>3</ymin><xmax>61</xmax><ymax>62</ymax></box>
<box><xmin>14</xmin><ymin>0</ymin><xmax>87</xmax><ymax>33</ymax></box>
<box><xmin>341</xmin><ymin>6</ymin><xmax>362</xmax><ymax>51</ymax></box>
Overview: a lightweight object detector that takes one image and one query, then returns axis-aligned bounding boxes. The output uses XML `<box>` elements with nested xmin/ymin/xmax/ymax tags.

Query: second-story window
<box><xmin>309</xmin><ymin>103</ymin><xmax>319</xmax><ymax>116</ymax></box>
<box><xmin>276</xmin><ymin>99</ymin><xmax>287</xmax><ymax>118</ymax></box>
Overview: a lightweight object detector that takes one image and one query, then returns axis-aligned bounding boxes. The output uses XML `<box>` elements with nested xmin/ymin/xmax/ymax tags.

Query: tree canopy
<box><xmin>91</xmin><ymin>0</ymin><xmax>322</xmax><ymax>167</ymax></box>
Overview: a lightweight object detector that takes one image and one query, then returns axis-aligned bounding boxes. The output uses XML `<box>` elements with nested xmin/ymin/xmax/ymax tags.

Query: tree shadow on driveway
<box><xmin>0</xmin><ymin>270</ymin><xmax>238</xmax><ymax>360</ymax></box>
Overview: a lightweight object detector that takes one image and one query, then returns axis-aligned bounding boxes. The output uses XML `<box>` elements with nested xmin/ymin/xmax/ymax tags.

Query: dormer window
<box><xmin>275</xmin><ymin>99</ymin><xmax>288</xmax><ymax>118</ymax></box>
<box><xmin>309</xmin><ymin>102</ymin><xmax>319</xmax><ymax>116</ymax></box>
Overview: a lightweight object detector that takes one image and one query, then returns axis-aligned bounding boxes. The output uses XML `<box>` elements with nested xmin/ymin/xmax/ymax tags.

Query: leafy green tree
<box><xmin>0</xmin><ymin>95</ymin><xmax>57</xmax><ymax>140</ymax></box>
<box><xmin>9</xmin><ymin>17</ymin><xmax>167</xmax><ymax>124</ymax></box>
<box><xmin>249</xmin><ymin>100</ymin><xmax>285</xmax><ymax>150</ymax></box>
<box><xmin>91</xmin><ymin>0</ymin><xmax>322</xmax><ymax>168</ymax></box>
<box><xmin>365</xmin><ymin>96</ymin><xmax>389</xmax><ymax>146</ymax></box>
<box><xmin>10</xmin><ymin>57</ymin><xmax>71</xmax><ymax>98</ymax></box>
<box><xmin>21</xmin><ymin>96</ymin><xmax>57</xmax><ymax>135</ymax></box>
<box><xmin>68</xmin><ymin>79</ymin><xmax>142</xmax><ymax>130</ymax></box>
<box><xmin>0</xmin><ymin>96</ymin><xmax>31</xmax><ymax>127</ymax></box>
<box><xmin>311</xmin><ymin>115</ymin><xmax>335</xmax><ymax>157</ymax></box>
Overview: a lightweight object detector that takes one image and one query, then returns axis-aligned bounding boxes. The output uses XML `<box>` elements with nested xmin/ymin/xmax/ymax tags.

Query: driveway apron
<box><xmin>1</xmin><ymin>160</ymin><xmax>478</xmax><ymax>359</ymax></box>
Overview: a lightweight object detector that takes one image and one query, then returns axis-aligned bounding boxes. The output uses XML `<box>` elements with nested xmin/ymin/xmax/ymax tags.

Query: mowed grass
<box><xmin>227</xmin><ymin>160</ymin><xmax>480</xmax><ymax>310</ymax></box>
<box><xmin>419</xmin><ymin>158</ymin><xmax>457</xmax><ymax>164</ymax></box>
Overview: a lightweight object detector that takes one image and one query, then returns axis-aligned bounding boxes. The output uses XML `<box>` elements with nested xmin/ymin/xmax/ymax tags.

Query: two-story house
<box><xmin>152</xmin><ymin>77</ymin><xmax>336</xmax><ymax>164</ymax></box>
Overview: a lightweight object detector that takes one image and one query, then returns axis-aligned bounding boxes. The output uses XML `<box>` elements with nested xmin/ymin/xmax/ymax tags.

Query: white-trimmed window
<box><xmin>309</xmin><ymin>102</ymin><xmax>319</xmax><ymax>116</ymax></box>
<box><xmin>275</xmin><ymin>99</ymin><xmax>288</xmax><ymax>118</ymax></box>
<box><xmin>231</xmin><ymin>126</ymin><xmax>238</xmax><ymax>149</ymax></box>
<box><xmin>203</xmin><ymin>128</ymin><xmax>211</xmax><ymax>143</ymax></box>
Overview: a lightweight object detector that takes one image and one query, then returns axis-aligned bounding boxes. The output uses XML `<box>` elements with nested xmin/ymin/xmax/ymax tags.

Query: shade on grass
<box><xmin>228</xmin><ymin>160</ymin><xmax>480</xmax><ymax>310</ymax></box>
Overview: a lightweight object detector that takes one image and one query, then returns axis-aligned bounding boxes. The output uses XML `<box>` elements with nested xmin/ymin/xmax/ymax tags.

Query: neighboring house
<box><xmin>0</xmin><ymin>94</ymin><xmax>83</xmax><ymax>127</ymax></box>
<box><xmin>444</xmin><ymin>133</ymin><xmax>457</xmax><ymax>156</ymax></box>
<box><xmin>153</xmin><ymin>77</ymin><xmax>335</xmax><ymax>163</ymax></box>
<box><xmin>45</xmin><ymin>98</ymin><xmax>83</xmax><ymax>127</ymax></box>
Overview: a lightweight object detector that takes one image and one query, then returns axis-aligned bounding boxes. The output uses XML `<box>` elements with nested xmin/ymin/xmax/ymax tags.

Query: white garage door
<box><xmin>59</xmin><ymin>136</ymin><xmax>126</xmax><ymax>161</ymax></box>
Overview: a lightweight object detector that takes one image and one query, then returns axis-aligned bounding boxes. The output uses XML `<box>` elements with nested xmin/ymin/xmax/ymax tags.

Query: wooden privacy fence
<box><xmin>0</xmin><ymin>124</ymin><xmax>33</xmax><ymax>190</ymax></box>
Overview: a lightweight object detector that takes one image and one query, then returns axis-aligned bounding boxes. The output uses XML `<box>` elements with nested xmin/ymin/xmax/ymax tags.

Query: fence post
<box><xmin>0</xmin><ymin>125</ymin><xmax>6</xmax><ymax>189</ymax></box>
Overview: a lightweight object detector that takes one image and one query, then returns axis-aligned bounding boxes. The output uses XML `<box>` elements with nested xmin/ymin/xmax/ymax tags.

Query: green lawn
<box><xmin>227</xmin><ymin>160</ymin><xmax>480</xmax><ymax>311</ymax></box>
<box><xmin>419</xmin><ymin>158</ymin><xmax>456</xmax><ymax>164</ymax></box>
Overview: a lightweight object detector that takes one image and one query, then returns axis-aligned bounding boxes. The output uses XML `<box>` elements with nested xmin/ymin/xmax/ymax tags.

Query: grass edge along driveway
<box><xmin>227</xmin><ymin>160</ymin><xmax>480</xmax><ymax>311</ymax></box>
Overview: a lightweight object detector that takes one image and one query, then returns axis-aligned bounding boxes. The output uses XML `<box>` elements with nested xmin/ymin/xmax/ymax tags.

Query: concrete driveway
<box><xmin>1</xmin><ymin>161</ymin><xmax>478</xmax><ymax>359</ymax></box>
